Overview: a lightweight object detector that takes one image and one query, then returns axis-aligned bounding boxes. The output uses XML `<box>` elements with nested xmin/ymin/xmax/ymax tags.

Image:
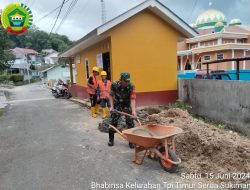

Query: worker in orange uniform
<box><xmin>87</xmin><ymin>66</ymin><xmax>100</xmax><ymax>118</ymax></box>
<box><xmin>97</xmin><ymin>71</ymin><xmax>111</xmax><ymax>119</ymax></box>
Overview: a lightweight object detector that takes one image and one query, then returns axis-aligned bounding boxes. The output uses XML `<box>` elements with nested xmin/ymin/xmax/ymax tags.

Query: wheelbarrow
<box><xmin>109</xmin><ymin>110</ymin><xmax>183</xmax><ymax>173</ymax></box>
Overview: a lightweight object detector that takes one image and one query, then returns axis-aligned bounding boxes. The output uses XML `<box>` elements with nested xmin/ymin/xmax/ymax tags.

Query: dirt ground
<box><xmin>137</xmin><ymin>107</ymin><xmax>250</xmax><ymax>185</ymax></box>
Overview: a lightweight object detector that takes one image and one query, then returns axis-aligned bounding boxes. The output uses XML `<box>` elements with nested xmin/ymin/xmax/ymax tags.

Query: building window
<box><xmin>196</xmin><ymin>63</ymin><xmax>201</xmax><ymax>70</ymax></box>
<box><xmin>196</xmin><ymin>57</ymin><xmax>202</xmax><ymax>70</ymax></box>
<box><xmin>177</xmin><ymin>57</ymin><xmax>181</xmax><ymax>71</ymax></box>
<box><xmin>204</xmin><ymin>55</ymin><xmax>211</xmax><ymax>61</ymax></box>
<box><xmin>85</xmin><ymin>59</ymin><xmax>89</xmax><ymax>79</ymax></box>
<box><xmin>237</xmin><ymin>39</ymin><xmax>244</xmax><ymax>43</ymax></box>
<box><xmin>185</xmin><ymin>60</ymin><xmax>191</xmax><ymax>70</ymax></box>
<box><xmin>191</xmin><ymin>44</ymin><xmax>198</xmax><ymax>49</ymax></box>
<box><xmin>217</xmin><ymin>53</ymin><xmax>224</xmax><ymax>60</ymax></box>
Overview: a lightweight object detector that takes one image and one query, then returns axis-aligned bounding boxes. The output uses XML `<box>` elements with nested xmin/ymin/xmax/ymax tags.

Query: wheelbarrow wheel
<box><xmin>158</xmin><ymin>147</ymin><xmax>178</xmax><ymax>173</ymax></box>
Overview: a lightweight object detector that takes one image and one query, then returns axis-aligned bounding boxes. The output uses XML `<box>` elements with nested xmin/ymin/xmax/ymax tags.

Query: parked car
<box><xmin>194</xmin><ymin>70</ymin><xmax>231</xmax><ymax>80</ymax></box>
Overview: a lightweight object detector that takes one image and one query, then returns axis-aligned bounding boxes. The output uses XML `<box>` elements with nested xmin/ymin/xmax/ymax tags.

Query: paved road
<box><xmin>0</xmin><ymin>83</ymin><xmax>195</xmax><ymax>190</ymax></box>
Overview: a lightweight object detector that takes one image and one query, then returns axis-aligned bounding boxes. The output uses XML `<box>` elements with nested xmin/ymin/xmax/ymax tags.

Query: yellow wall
<box><xmin>105</xmin><ymin>10</ymin><xmax>180</xmax><ymax>92</ymax></box>
<box><xmin>75</xmin><ymin>38</ymin><xmax>111</xmax><ymax>87</ymax></box>
<box><xmin>75</xmin><ymin>9</ymin><xmax>182</xmax><ymax>92</ymax></box>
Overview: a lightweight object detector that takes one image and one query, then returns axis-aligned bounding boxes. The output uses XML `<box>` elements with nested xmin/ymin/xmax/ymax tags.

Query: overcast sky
<box><xmin>1</xmin><ymin>0</ymin><xmax>250</xmax><ymax>40</ymax></box>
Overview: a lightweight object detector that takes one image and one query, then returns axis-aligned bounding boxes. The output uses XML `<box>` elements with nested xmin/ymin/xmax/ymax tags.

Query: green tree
<box><xmin>0</xmin><ymin>27</ymin><xmax>15</xmax><ymax>72</ymax></box>
<box><xmin>49</xmin><ymin>33</ymin><xmax>71</xmax><ymax>52</ymax></box>
<box><xmin>8</xmin><ymin>27</ymin><xmax>72</xmax><ymax>53</ymax></box>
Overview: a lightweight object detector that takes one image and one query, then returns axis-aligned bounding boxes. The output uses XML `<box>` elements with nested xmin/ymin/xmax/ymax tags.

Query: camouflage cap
<box><xmin>120</xmin><ymin>72</ymin><xmax>130</xmax><ymax>81</ymax></box>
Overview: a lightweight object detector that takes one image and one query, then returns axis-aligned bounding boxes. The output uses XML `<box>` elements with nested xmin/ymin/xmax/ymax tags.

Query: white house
<box><xmin>40</xmin><ymin>64</ymin><xmax>76</xmax><ymax>84</ymax></box>
<box><xmin>10</xmin><ymin>47</ymin><xmax>42</xmax><ymax>80</ymax></box>
<box><xmin>44</xmin><ymin>51</ymin><xmax>59</xmax><ymax>64</ymax></box>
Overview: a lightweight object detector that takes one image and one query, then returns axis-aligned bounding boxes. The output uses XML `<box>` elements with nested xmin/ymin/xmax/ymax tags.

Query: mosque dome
<box><xmin>215</xmin><ymin>21</ymin><xmax>224</xmax><ymax>32</ymax></box>
<box><xmin>215</xmin><ymin>21</ymin><xmax>224</xmax><ymax>27</ymax></box>
<box><xmin>189</xmin><ymin>23</ymin><xmax>197</xmax><ymax>29</ymax></box>
<box><xmin>196</xmin><ymin>9</ymin><xmax>227</xmax><ymax>29</ymax></box>
<box><xmin>229</xmin><ymin>18</ymin><xmax>242</xmax><ymax>26</ymax></box>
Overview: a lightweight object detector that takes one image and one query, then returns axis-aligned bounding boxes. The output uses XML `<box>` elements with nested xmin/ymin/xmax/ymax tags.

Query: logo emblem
<box><xmin>1</xmin><ymin>3</ymin><xmax>33</xmax><ymax>35</ymax></box>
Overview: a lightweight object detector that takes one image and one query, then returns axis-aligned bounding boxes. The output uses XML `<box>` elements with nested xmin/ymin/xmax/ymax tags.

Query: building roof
<box><xmin>40</xmin><ymin>64</ymin><xmax>70</xmax><ymax>73</ymax></box>
<box><xmin>197</xmin><ymin>28</ymin><xmax>215</xmax><ymax>35</ymax></box>
<box><xmin>233</xmin><ymin>25</ymin><xmax>250</xmax><ymax>32</ymax></box>
<box><xmin>11</xmin><ymin>47</ymin><xmax>38</xmax><ymax>55</ymax></box>
<box><xmin>40</xmin><ymin>65</ymin><xmax>59</xmax><ymax>73</ymax></box>
<box><xmin>45</xmin><ymin>52</ymin><xmax>59</xmax><ymax>58</ymax></box>
<box><xmin>196</xmin><ymin>25</ymin><xmax>250</xmax><ymax>36</ymax></box>
<box><xmin>41</xmin><ymin>49</ymin><xmax>57</xmax><ymax>54</ymax></box>
<box><xmin>60</xmin><ymin>0</ymin><xmax>197</xmax><ymax>57</ymax></box>
<box><xmin>186</xmin><ymin>31</ymin><xmax>249</xmax><ymax>44</ymax></box>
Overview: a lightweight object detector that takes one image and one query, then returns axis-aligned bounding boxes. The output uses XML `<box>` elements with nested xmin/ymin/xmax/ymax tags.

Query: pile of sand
<box><xmin>139</xmin><ymin>108</ymin><xmax>250</xmax><ymax>183</ymax></box>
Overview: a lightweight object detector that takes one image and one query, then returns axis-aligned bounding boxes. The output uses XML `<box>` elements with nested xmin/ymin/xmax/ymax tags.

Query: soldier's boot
<box><xmin>91</xmin><ymin>107</ymin><xmax>97</xmax><ymax>118</ymax></box>
<box><xmin>102</xmin><ymin>108</ymin><xmax>107</xmax><ymax>119</ymax></box>
<box><xmin>94</xmin><ymin>104</ymin><xmax>99</xmax><ymax>115</ymax></box>
<box><xmin>108</xmin><ymin>131</ymin><xmax>114</xmax><ymax>146</ymax></box>
<box><xmin>128</xmin><ymin>142</ymin><xmax>134</xmax><ymax>149</ymax></box>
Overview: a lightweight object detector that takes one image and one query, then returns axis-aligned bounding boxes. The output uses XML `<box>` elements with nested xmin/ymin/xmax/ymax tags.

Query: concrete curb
<box><xmin>70</xmin><ymin>98</ymin><xmax>91</xmax><ymax>108</ymax></box>
<box><xmin>69</xmin><ymin>97</ymin><xmax>154</xmax><ymax>111</ymax></box>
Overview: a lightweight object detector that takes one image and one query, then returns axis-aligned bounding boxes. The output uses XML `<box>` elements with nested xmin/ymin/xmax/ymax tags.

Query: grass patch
<box><xmin>217</xmin><ymin>124</ymin><xmax>226</xmax><ymax>129</ymax></box>
<box><xmin>168</xmin><ymin>100</ymin><xmax>191</xmax><ymax>110</ymax></box>
<box><xmin>193</xmin><ymin>114</ymin><xmax>231</xmax><ymax>130</ymax></box>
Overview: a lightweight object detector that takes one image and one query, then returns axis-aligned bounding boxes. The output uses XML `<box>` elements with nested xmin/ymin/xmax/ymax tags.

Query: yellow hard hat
<box><xmin>100</xmin><ymin>71</ymin><xmax>107</xmax><ymax>76</ymax></box>
<box><xmin>92</xmin><ymin>66</ymin><xmax>100</xmax><ymax>72</ymax></box>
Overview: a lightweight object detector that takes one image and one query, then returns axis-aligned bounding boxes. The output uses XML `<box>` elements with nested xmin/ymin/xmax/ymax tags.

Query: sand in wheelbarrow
<box><xmin>131</xmin><ymin>128</ymin><xmax>156</xmax><ymax>137</ymax></box>
<box><xmin>142</xmin><ymin>108</ymin><xmax>250</xmax><ymax>184</ymax></box>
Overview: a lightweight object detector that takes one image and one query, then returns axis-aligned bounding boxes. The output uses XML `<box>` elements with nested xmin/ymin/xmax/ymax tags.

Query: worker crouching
<box><xmin>98</xmin><ymin>71</ymin><xmax>111</xmax><ymax>119</ymax></box>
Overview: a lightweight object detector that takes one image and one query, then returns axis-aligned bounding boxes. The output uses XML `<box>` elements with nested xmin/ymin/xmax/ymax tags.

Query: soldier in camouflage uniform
<box><xmin>108</xmin><ymin>72</ymin><xmax>137</xmax><ymax>148</ymax></box>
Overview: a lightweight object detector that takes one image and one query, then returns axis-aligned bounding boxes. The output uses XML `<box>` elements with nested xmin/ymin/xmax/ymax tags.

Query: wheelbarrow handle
<box><xmin>113</xmin><ymin>110</ymin><xmax>142</xmax><ymax>126</ymax></box>
<box><xmin>113</xmin><ymin>110</ymin><xmax>138</xmax><ymax>119</ymax></box>
<box><xmin>109</xmin><ymin>124</ymin><xmax>128</xmax><ymax>140</ymax></box>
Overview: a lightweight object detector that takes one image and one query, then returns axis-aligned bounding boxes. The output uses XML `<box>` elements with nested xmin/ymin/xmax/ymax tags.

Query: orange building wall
<box><xmin>222</xmin><ymin>39</ymin><xmax>235</xmax><ymax>44</ymax></box>
<box><xmin>180</xmin><ymin>49</ymin><xmax>250</xmax><ymax>71</ymax></box>
<box><xmin>200</xmin><ymin>39</ymin><xmax>218</xmax><ymax>46</ymax></box>
<box><xmin>234</xmin><ymin>50</ymin><xmax>244</xmax><ymax>69</ymax></box>
<box><xmin>177</xmin><ymin>41</ymin><xmax>188</xmax><ymax>51</ymax></box>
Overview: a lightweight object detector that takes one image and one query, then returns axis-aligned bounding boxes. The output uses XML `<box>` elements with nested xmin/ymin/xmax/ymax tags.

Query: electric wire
<box><xmin>49</xmin><ymin>0</ymin><xmax>67</xmax><ymax>35</ymax></box>
<box><xmin>35</xmin><ymin>0</ymin><xmax>70</xmax><ymax>24</ymax></box>
<box><xmin>187</xmin><ymin>0</ymin><xmax>198</xmax><ymax>23</ymax></box>
<box><xmin>56</xmin><ymin>0</ymin><xmax>78</xmax><ymax>31</ymax></box>
<box><xmin>55</xmin><ymin>0</ymin><xmax>79</xmax><ymax>33</ymax></box>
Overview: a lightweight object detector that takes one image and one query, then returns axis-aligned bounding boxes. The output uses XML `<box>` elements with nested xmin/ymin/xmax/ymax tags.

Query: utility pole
<box><xmin>100</xmin><ymin>0</ymin><xmax>106</xmax><ymax>24</ymax></box>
